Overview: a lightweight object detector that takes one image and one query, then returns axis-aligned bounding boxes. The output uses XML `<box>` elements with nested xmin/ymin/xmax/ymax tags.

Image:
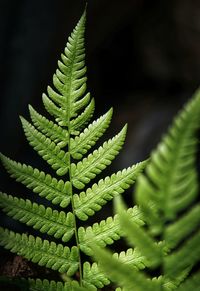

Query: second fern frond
<box><xmin>93</xmin><ymin>90</ymin><xmax>200</xmax><ymax>290</ymax></box>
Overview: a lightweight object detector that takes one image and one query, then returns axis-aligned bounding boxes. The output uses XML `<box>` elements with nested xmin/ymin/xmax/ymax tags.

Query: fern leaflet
<box><xmin>0</xmin><ymin>193</ymin><xmax>74</xmax><ymax>242</ymax></box>
<box><xmin>29</xmin><ymin>105</ymin><xmax>68</xmax><ymax>148</ymax></box>
<box><xmin>0</xmin><ymin>154</ymin><xmax>71</xmax><ymax>207</ymax></box>
<box><xmin>71</xmin><ymin>125</ymin><xmax>127</xmax><ymax>189</ymax></box>
<box><xmin>0</xmin><ymin>228</ymin><xmax>79</xmax><ymax>275</ymax></box>
<box><xmin>78</xmin><ymin>207</ymin><xmax>143</xmax><ymax>255</ymax></box>
<box><xmin>74</xmin><ymin>162</ymin><xmax>146</xmax><ymax>220</ymax></box>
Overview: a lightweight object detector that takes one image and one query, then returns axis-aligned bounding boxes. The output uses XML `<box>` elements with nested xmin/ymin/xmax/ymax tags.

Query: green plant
<box><xmin>0</xmin><ymin>9</ymin><xmax>147</xmax><ymax>291</ymax></box>
<box><xmin>93</xmin><ymin>91</ymin><xmax>200</xmax><ymax>290</ymax></box>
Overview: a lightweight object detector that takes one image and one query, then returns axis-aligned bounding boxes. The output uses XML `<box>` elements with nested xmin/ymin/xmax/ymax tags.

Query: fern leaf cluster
<box><xmin>0</xmin><ymin>228</ymin><xmax>79</xmax><ymax>275</ymax></box>
<box><xmin>0</xmin><ymin>9</ymin><xmax>147</xmax><ymax>290</ymax></box>
<box><xmin>78</xmin><ymin>206</ymin><xmax>143</xmax><ymax>255</ymax></box>
<box><xmin>93</xmin><ymin>91</ymin><xmax>200</xmax><ymax>290</ymax></box>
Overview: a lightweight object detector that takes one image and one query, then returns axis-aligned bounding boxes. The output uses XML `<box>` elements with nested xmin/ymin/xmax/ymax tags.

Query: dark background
<box><xmin>0</xmin><ymin>0</ymin><xmax>200</xmax><ymax>287</ymax></box>
<box><xmin>1</xmin><ymin>0</ymin><xmax>200</xmax><ymax>164</ymax></box>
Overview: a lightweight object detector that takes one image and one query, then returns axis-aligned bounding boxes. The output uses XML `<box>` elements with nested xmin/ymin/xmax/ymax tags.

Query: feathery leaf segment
<box><xmin>93</xmin><ymin>91</ymin><xmax>200</xmax><ymax>290</ymax></box>
<box><xmin>0</xmin><ymin>9</ymin><xmax>147</xmax><ymax>290</ymax></box>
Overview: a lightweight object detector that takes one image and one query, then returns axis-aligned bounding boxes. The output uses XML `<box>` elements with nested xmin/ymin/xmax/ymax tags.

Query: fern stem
<box><xmin>66</xmin><ymin>23</ymin><xmax>84</xmax><ymax>285</ymax></box>
<box><xmin>72</xmin><ymin>202</ymin><xmax>83</xmax><ymax>284</ymax></box>
<box><xmin>68</xmin><ymin>135</ymin><xmax>83</xmax><ymax>285</ymax></box>
<box><xmin>67</xmin><ymin>120</ymin><xmax>83</xmax><ymax>284</ymax></box>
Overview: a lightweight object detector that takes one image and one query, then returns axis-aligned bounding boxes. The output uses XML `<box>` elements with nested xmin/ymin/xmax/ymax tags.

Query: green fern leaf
<box><xmin>70</xmin><ymin>108</ymin><xmax>113</xmax><ymax>159</ymax></box>
<box><xmin>119</xmin><ymin>211</ymin><xmax>163</xmax><ymax>267</ymax></box>
<box><xmin>72</xmin><ymin>92</ymin><xmax>91</xmax><ymax>114</ymax></box>
<box><xmin>0</xmin><ymin>193</ymin><xmax>74</xmax><ymax>242</ymax></box>
<box><xmin>0</xmin><ymin>277</ymin><xmax>87</xmax><ymax>291</ymax></box>
<box><xmin>113</xmin><ymin>248</ymin><xmax>147</xmax><ymax>270</ymax></box>
<box><xmin>165</xmin><ymin>204</ymin><xmax>200</xmax><ymax>249</ymax></box>
<box><xmin>27</xmin><ymin>278</ymin><xmax>87</xmax><ymax>291</ymax></box>
<box><xmin>74</xmin><ymin>161</ymin><xmax>146</xmax><ymax>220</ymax></box>
<box><xmin>0</xmin><ymin>9</ymin><xmax>148</xmax><ymax>289</ymax></box>
<box><xmin>83</xmin><ymin>248</ymin><xmax>147</xmax><ymax>291</ymax></box>
<box><xmin>93</xmin><ymin>246</ymin><xmax>161</xmax><ymax>291</ymax></box>
<box><xmin>83</xmin><ymin>247</ymin><xmax>148</xmax><ymax>290</ymax></box>
<box><xmin>177</xmin><ymin>272</ymin><xmax>200</xmax><ymax>291</ymax></box>
<box><xmin>42</xmin><ymin>93</ymin><xmax>67</xmax><ymax>126</ymax></box>
<box><xmin>165</xmin><ymin>230</ymin><xmax>200</xmax><ymax>278</ymax></box>
<box><xmin>162</xmin><ymin>268</ymin><xmax>192</xmax><ymax>290</ymax></box>
<box><xmin>71</xmin><ymin>125</ymin><xmax>127</xmax><ymax>189</ymax></box>
<box><xmin>82</xmin><ymin>262</ymin><xmax>110</xmax><ymax>290</ymax></box>
<box><xmin>20</xmin><ymin>117</ymin><xmax>69</xmax><ymax>175</ymax></box>
<box><xmin>29</xmin><ymin>105</ymin><xmax>68</xmax><ymax>148</ymax></box>
<box><xmin>135</xmin><ymin>91</ymin><xmax>200</xmax><ymax>224</ymax></box>
<box><xmin>70</xmin><ymin>98</ymin><xmax>95</xmax><ymax>134</ymax></box>
<box><xmin>0</xmin><ymin>228</ymin><xmax>79</xmax><ymax>276</ymax></box>
<box><xmin>46</xmin><ymin>85</ymin><xmax>65</xmax><ymax>107</ymax></box>
<box><xmin>92</xmin><ymin>91</ymin><xmax>200</xmax><ymax>290</ymax></box>
<box><xmin>78</xmin><ymin>206</ymin><xmax>143</xmax><ymax>255</ymax></box>
<box><xmin>0</xmin><ymin>154</ymin><xmax>71</xmax><ymax>207</ymax></box>
<box><xmin>44</xmin><ymin>10</ymin><xmax>89</xmax><ymax>127</ymax></box>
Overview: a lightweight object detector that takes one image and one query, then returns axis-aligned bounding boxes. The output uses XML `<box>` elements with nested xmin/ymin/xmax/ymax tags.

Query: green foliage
<box><xmin>0</xmin><ymin>228</ymin><xmax>79</xmax><ymax>275</ymax></box>
<box><xmin>0</xmin><ymin>9</ymin><xmax>146</xmax><ymax>290</ymax></box>
<box><xmin>0</xmin><ymin>277</ymin><xmax>88</xmax><ymax>291</ymax></box>
<box><xmin>93</xmin><ymin>91</ymin><xmax>200</xmax><ymax>290</ymax></box>
<box><xmin>78</xmin><ymin>206</ymin><xmax>143</xmax><ymax>256</ymax></box>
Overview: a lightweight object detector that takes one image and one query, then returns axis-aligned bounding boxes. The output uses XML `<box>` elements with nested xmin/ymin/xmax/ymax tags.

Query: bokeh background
<box><xmin>0</xmin><ymin>0</ymin><xmax>200</xmax><ymax>287</ymax></box>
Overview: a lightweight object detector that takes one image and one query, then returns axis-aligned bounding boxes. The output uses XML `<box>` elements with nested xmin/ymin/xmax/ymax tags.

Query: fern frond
<box><xmin>120</xmin><ymin>211</ymin><xmax>163</xmax><ymax>267</ymax></box>
<box><xmin>135</xmin><ymin>91</ymin><xmax>200</xmax><ymax>224</ymax></box>
<box><xmin>0</xmin><ymin>193</ymin><xmax>74</xmax><ymax>242</ymax></box>
<box><xmin>20</xmin><ymin>117</ymin><xmax>69</xmax><ymax>176</ymax></box>
<box><xmin>0</xmin><ymin>154</ymin><xmax>71</xmax><ymax>208</ymax></box>
<box><xmin>71</xmin><ymin>125</ymin><xmax>127</xmax><ymax>189</ymax></box>
<box><xmin>80</xmin><ymin>248</ymin><xmax>147</xmax><ymax>291</ymax></box>
<box><xmin>35</xmin><ymin>279</ymin><xmax>86</xmax><ymax>291</ymax></box>
<box><xmin>0</xmin><ymin>277</ymin><xmax>87</xmax><ymax>291</ymax></box>
<box><xmin>165</xmin><ymin>230</ymin><xmax>200</xmax><ymax>278</ymax></box>
<box><xmin>28</xmin><ymin>278</ymin><xmax>87</xmax><ymax>291</ymax></box>
<box><xmin>42</xmin><ymin>94</ymin><xmax>67</xmax><ymax>126</ymax></box>
<box><xmin>82</xmin><ymin>262</ymin><xmax>110</xmax><ymax>290</ymax></box>
<box><xmin>78</xmin><ymin>206</ymin><xmax>143</xmax><ymax>255</ymax></box>
<box><xmin>177</xmin><ymin>272</ymin><xmax>200</xmax><ymax>291</ymax></box>
<box><xmin>46</xmin><ymin>85</ymin><xmax>65</xmax><ymax>107</ymax></box>
<box><xmin>72</xmin><ymin>92</ymin><xmax>90</xmax><ymax>115</ymax></box>
<box><xmin>165</xmin><ymin>204</ymin><xmax>200</xmax><ymax>249</ymax></box>
<box><xmin>44</xmin><ymin>10</ymin><xmax>89</xmax><ymax>127</ymax></box>
<box><xmin>113</xmin><ymin>248</ymin><xmax>147</xmax><ymax>270</ymax></box>
<box><xmin>74</xmin><ymin>161</ymin><xmax>146</xmax><ymax>220</ymax></box>
<box><xmin>83</xmin><ymin>248</ymin><xmax>148</xmax><ymax>290</ymax></box>
<box><xmin>93</xmin><ymin>246</ymin><xmax>161</xmax><ymax>291</ymax></box>
<box><xmin>70</xmin><ymin>98</ymin><xmax>95</xmax><ymax>134</ymax></box>
<box><xmin>70</xmin><ymin>108</ymin><xmax>113</xmax><ymax>159</ymax></box>
<box><xmin>0</xmin><ymin>8</ymin><xmax>149</xmax><ymax>289</ymax></box>
<box><xmin>0</xmin><ymin>228</ymin><xmax>79</xmax><ymax>275</ymax></box>
<box><xmin>29</xmin><ymin>105</ymin><xmax>68</xmax><ymax>148</ymax></box>
<box><xmin>162</xmin><ymin>268</ymin><xmax>192</xmax><ymax>290</ymax></box>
